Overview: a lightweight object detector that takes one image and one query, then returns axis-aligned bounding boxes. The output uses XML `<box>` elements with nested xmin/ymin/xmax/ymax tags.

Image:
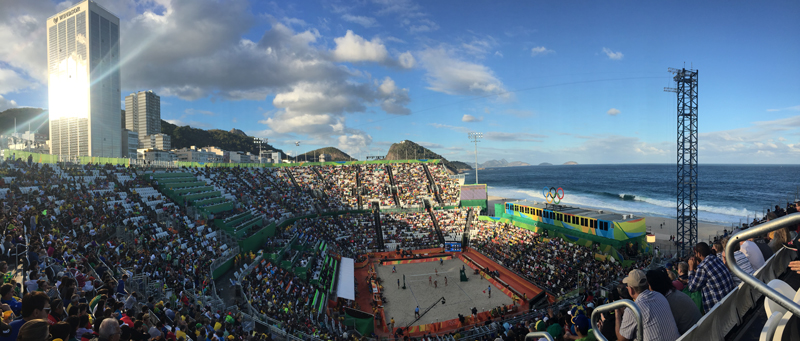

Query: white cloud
<box><xmin>165</xmin><ymin>119</ymin><xmax>187</xmax><ymax>126</ymax></box>
<box><xmin>697</xmin><ymin>115</ymin><xmax>800</xmax><ymax>163</ymax></box>
<box><xmin>494</xmin><ymin>51</ymin><xmax>503</xmax><ymax>58</ymax></box>
<box><xmin>485</xmin><ymin>132</ymin><xmax>546</xmax><ymax>142</ymax></box>
<box><xmin>0</xmin><ymin>8</ymin><xmax>48</xmax><ymax>84</ymax></box>
<box><xmin>378</xmin><ymin>77</ymin><xmax>411</xmax><ymax>115</ymax></box>
<box><xmin>767</xmin><ymin>105</ymin><xmax>800</xmax><ymax>112</ymax></box>
<box><xmin>332</xmin><ymin>30</ymin><xmax>390</xmax><ymax>63</ymax></box>
<box><xmin>385</xmin><ymin>36</ymin><xmax>406</xmax><ymax>44</ymax></box>
<box><xmin>338</xmin><ymin>132</ymin><xmax>373</xmax><ymax>155</ymax></box>
<box><xmin>417</xmin><ymin>141</ymin><xmax>444</xmax><ymax>149</ymax></box>
<box><xmin>462</xmin><ymin>114</ymin><xmax>483</xmax><ymax>122</ymax></box>
<box><xmin>408</xmin><ymin>19</ymin><xmax>439</xmax><ymax>33</ymax></box>
<box><xmin>607</xmin><ymin>108</ymin><xmax>621</xmax><ymax>116</ymax></box>
<box><xmin>530</xmin><ymin>46</ymin><xmax>554</xmax><ymax>56</ymax></box>
<box><xmin>418</xmin><ymin>48</ymin><xmax>510</xmax><ymax>99</ymax></box>
<box><xmin>0</xmin><ymin>95</ymin><xmax>18</xmax><ymax>111</ymax></box>
<box><xmin>184</xmin><ymin>108</ymin><xmax>216</xmax><ymax>116</ymax></box>
<box><xmin>341</xmin><ymin>14</ymin><xmax>378</xmax><ymax>28</ymax></box>
<box><xmin>602</xmin><ymin>47</ymin><xmax>624</xmax><ymax>60</ymax></box>
<box><xmin>429</xmin><ymin>123</ymin><xmax>471</xmax><ymax>133</ymax></box>
<box><xmin>398</xmin><ymin>51</ymin><xmax>416</xmax><ymax>69</ymax></box>
<box><xmin>462</xmin><ymin>39</ymin><xmax>494</xmax><ymax>56</ymax></box>
<box><xmin>0</xmin><ymin>68</ymin><xmax>33</xmax><ymax>94</ymax></box>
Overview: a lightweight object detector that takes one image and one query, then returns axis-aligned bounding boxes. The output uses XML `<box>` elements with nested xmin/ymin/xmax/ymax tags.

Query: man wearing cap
<box><xmin>615</xmin><ymin>269</ymin><xmax>679</xmax><ymax>341</ymax></box>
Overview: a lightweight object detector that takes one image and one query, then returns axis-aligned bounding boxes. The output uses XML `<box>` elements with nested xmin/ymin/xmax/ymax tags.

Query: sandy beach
<box><xmin>486</xmin><ymin>195</ymin><xmax>731</xmax><ymax>253</ymax></box>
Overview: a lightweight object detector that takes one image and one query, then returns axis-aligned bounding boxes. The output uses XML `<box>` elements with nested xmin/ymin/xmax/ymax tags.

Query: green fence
<box><xmin>212</xmin><ymin>257</ymin><xmax>235</xmax><ymax>279</ymax></box>
<box><xmin>4</xmin><ymin>150</ymin><xmax>445</xmax><ymax>169</ymax></box>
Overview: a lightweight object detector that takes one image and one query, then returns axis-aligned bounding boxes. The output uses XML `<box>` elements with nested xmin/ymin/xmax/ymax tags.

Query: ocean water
<box><xmin>461</xmin><ymin>164</ymin><xmax>800</xmax><ymax>224</ymax></box>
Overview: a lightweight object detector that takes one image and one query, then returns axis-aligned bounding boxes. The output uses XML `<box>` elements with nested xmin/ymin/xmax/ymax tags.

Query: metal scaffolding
<box><xmin>665</xmin><ymin>67</ymin><xmax>698</xmax><ymax>256</ymax></box>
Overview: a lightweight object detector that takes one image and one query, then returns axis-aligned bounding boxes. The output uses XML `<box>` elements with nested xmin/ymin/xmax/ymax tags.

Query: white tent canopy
<box><xmin>337</xmin><ymin>257</ymin><xmax>355</xmax><ymax>301</ymax></box>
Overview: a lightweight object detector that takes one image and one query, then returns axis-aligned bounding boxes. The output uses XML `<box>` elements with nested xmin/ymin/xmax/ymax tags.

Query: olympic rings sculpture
<box><xmin>542</xmin><ymin>186</ymin><xmax>565</xmax><ymax>204</ymax></box>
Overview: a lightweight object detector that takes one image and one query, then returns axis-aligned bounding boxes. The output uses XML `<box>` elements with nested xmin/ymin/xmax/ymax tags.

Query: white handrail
<box><xmin>725</xmin><ymin>212</ymin><xmax>800</xmax><ymax>317</ymax></box>
<box><xmin>590</xmin><ymin>299</ymin><xmax>642</xmax><ymax>341</ymax></box>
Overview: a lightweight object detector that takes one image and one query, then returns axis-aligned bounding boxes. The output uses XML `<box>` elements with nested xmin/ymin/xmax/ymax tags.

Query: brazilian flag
<box><xmin>344</xmin><ymin>307</ymin><xmax>374</xmax><ymax>336</ymax></box>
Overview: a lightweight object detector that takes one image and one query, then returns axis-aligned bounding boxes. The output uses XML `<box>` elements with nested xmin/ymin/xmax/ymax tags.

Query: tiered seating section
<box><xmin>361</xmin><ymin>164</ymin><xmax>395</xmax><ymax>207</ymax></box>
<box><xmin>392</xmin><ymin>163</ymin><xmax>433</xmax><ymax>207</ymax></box>
<box><xmin>381</xmin><ymin>212</ymin><xmax>439</xmax><ymax>249</ymax></box>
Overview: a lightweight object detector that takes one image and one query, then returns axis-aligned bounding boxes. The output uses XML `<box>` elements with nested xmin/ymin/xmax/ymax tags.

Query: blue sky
<box><xmin>1</xmin><ymin>0</ymin><xmax>799</xmax><ymax>163</ymax></box>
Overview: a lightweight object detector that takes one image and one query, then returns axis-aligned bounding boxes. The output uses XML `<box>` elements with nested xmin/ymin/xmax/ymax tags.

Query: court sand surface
<box><xmin>376</xmin><ymin>258</ymin><xmax>513</xmax><ymax>328</ymax></box>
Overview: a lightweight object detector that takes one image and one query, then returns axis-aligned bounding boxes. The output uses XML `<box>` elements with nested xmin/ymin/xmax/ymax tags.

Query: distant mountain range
<box><xmin>539</xmin><ymin>161</ymin><xmax>579</xmax><ymax>166</ymax></box>
<box><xmin>479</xmin><ymin>159</ymin><xmax>531</xmax><ymax>168</ymax></box>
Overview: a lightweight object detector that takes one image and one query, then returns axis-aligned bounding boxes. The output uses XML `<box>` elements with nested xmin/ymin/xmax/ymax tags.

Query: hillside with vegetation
<box><xmin>385</xmin><ymin>140</ymin><xmax>471</xmax><ymax>174</ymax></box>
<box><xmin>160</xmin><ymin>120</ymin><xmax>288</xmax><ymax>158</ymax></box>
<box><xmin>298</xmin><ymin>147</ymin><xmax>356</xmax><ymax>161</ymax></box>
<box><xmin>0</xmin><ymin>108</ymin><xmax>48</xmax><ymax>136</ymax></box>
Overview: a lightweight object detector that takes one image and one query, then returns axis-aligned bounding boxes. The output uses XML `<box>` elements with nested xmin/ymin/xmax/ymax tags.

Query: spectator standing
<box><xmin>615</xmin><ymin>269</ymin><xmax>680</xmax><ymax>341</ymax></box>
<box><xmin>687</xmin><ymin>242</ymin><xmax>735</xmax><ymax>313</ymax></box>
<box><xmin>116</xmin><ymin>274</ymin><xmax>128</xmax><ymax>295</ymax></box>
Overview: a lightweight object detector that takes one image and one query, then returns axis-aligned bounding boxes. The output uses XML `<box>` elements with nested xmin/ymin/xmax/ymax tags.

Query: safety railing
<box><xmin>725</xmin><ymin>212</ymin><xmax>800</xmax><ymax>317</ymax></box>
<box><xmin>524</xmin><ymin>332</ymin><xmax>554</xmax><ymax>341</ymax></box>
<box><xmin>590</xmin><ymin>299</ymin><xmax>642</xmax><ymax>341</ymax></box>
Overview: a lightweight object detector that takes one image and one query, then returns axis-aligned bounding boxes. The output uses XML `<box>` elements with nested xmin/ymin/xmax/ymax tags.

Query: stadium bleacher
<box><xmin>2</xmin><ymin>155</ymin><xmax>798</xmax><ymax>341</ymax></box>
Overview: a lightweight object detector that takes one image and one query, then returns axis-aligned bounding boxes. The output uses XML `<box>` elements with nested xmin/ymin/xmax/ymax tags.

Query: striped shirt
<box><xmin>619</xmin><ymin>289</ymin><xmax>680</xmax><ymax>341</ymax></box>
<box><xmin>688</xmin><ymin>254</ymin><xmax>735</xmax><ymax>312</ymax></box>
<box><xmin>731</xmin><ymin>250</ymin><xmax>755</xmax><ymax>285</ymax></box>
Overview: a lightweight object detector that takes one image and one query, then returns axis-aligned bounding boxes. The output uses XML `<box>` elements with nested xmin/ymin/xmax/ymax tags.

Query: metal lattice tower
<box><xmin>665</xmin><ymin>67</ymin><xmax>698</xmax><ymax>256</ymax></box>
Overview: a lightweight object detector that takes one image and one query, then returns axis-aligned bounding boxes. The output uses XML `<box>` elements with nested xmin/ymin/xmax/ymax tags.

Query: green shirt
<box><xmin>576</xmin><ymin>329</ymin><xmax>596</xmax><ymax>341</ymax></box>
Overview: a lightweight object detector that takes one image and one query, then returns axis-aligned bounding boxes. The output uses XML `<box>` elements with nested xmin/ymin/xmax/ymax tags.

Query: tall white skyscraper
<box><xmin>47</xmin><ymin>0</ymin><xmax>121</xmax><ymax>157</ymax></box>
<box><xmin>125</xmin><ymin>90</ymin><xmax>161</xmax><ymax>138</ymax></box>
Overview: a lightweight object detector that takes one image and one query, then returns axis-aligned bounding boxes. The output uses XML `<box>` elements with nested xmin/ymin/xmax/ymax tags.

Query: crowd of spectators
<box><xmin>360</xmin><ymin>165</ymin><xmax>395</xmax><ymax>208</ymax></box>
<box><xmin>471</xmin><ymin>220</ymin><xmax>651</xmax><ymax>296</ymax></box>
<box><xmin>391</xmin><ymin>164</ymin><xmax>431</xmax><ymax>207</ymax></box>
<box><xmin>15</xmin><ymin>156</ymin><xmax>774</xmax><ymax>340</ymax></box>
<box><xmin>381</xmin><ymin>212</ymin><xmax>439</xmax><ymax>249</ymax></box>
<box><xmin>428</xmin><ymin>165</ymin><xmax>460</xmax><ymax>206</ymax></box>
<box><xmin>0</xmin><ymin>158</ymin><xmax>275</xmax><ymax>341</ymax></box>
<box><xmin>315</xmin><ymin>166</ymin><xmax>359</xmax><ymax>211</ymax></box>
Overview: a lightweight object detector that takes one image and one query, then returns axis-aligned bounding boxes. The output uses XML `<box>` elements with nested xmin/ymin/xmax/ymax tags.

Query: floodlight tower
<box><xmin>665</xmin><ymin>67</ymin><xmax>698</xmax><ymax>256</ymax></box>
<box><xmin>468</xmin><ymin>132</ymin><xmax>482</xmax><ymax>184</ymax></box>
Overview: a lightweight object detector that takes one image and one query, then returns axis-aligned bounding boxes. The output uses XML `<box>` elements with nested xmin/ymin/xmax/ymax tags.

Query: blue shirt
<box><xmin>116</xmin><ymin>279</ymin><xmax>126</xmax><ymax>294</ymax></box>
<box><xmin>0</xmin><ymin>318</ymin><xmax>26</xmax><ymax>341</ymax></box>
<box><xmin>1</xmin><ymin>298</ymin><xmax>21</xmax><ymax>316</ymax></box>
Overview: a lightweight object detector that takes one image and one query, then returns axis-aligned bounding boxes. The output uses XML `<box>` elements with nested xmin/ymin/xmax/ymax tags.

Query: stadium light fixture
<box><xmin>468</xmin><ymin>132</ymin><xmax>482</xmax><ymax>184</ymax></box>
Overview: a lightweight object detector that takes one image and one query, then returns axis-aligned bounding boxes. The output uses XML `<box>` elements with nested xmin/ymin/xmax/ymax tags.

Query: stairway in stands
<box><xmin>427</xmin><ymin>207</ymin><xmax>446</xmax><ymax>245</ymax></box>
<box><xmin>461</xmin><ymin>208</ymin><xmax>475</xmax><ymax>248</ymax></box>
<box><xmin>422</xmin><ymin>164</ymin><xmax>444</xmax><ymax>205</ymax></box>
<box><xmin>385</xmin><ymin>164</ymin><xmax>402</xmax><ymax>208</ymax></box>
<box><xmin>355</xmin><ymin>167</ymin><xmax>364</xmax><ymax>209</ymax></box>
<box><xmin>372</xmin><ymin>202</ymin><xmax>385</xmax><ymax>251</ymax></box>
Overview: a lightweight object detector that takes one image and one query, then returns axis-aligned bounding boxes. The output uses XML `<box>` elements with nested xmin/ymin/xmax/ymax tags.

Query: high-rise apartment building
<box><xmin>125</xmin><ymin>90</ymin><xmax>170</xmax><ymax>150</ymax></box>
<box><xmin>47</xmin><ymin>0</ymin><xmax>121</xmax><ymax>157</ymax></box>
<box><xmin>125</xmin><ymin>90</ymin><xmax>161</xmax><ymax>137</ymax></box>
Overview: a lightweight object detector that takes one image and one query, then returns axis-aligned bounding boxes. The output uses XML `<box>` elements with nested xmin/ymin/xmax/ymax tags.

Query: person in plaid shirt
<box><xmin>687</xmin><ymin>242</ymin><xmax>735</xmax><ymax>312</ymax></box>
